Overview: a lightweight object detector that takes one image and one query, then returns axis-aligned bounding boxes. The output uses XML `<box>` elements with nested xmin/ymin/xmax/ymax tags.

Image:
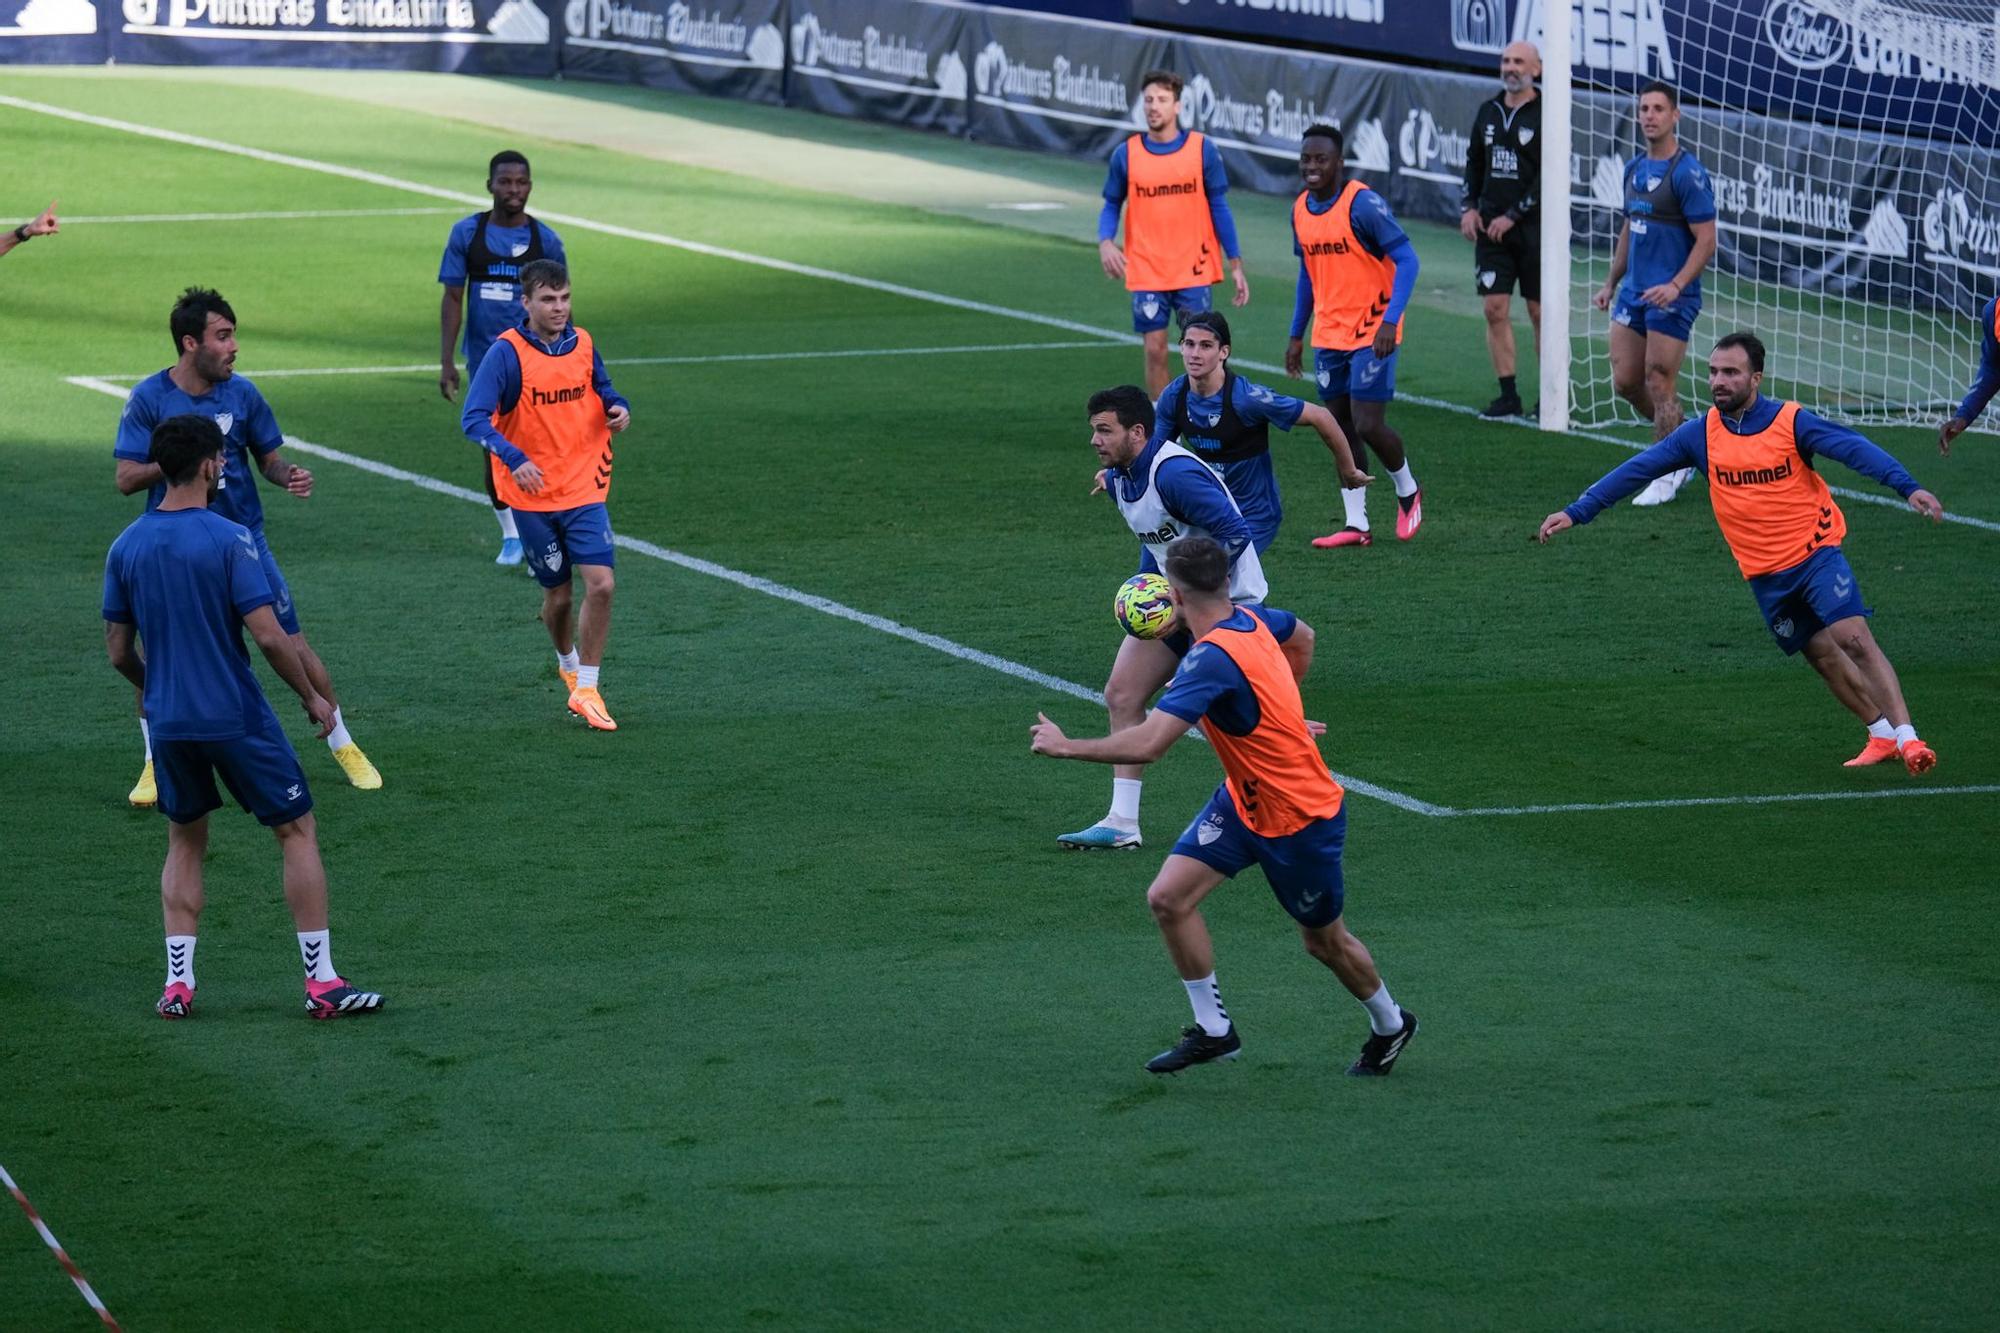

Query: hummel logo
<box><xmin>1360</xmin><ymin>361</ymin><xmax>1385</xmax><ymax>384</ymax></box>
<box><xmin>1834</xmin><ymin>576</ymin><xmax>1853</xmax><ymax>598</ymax></box>
<box><xmin>1296</xmin><ymin>886</ymin><xmax>1325</xmax><ymax>912</ymax></box>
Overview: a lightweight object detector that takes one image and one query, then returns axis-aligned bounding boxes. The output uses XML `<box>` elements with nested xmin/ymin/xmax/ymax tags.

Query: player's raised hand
<box><xmin>605</xmin><ymin>404</ymin><xmax>631</xmax><ymax>434</ymax></box>
<box><xmin>1536</xmin><ymin>511</ymin><xmax>1573</xmax><ymax>543</ymax></box>
<box><xmin>1938</xmin><ymin>417</ymin><xmax>1967</xmax><ymax>456</ymax></box>
<box><xmin>1371</xmin><ymin>321</ymin><xmax>1398</xmax><ymax>361</ymax></box>
<box><xmin>512</xmin><ymin>459</ymin><xmax>546</xmax><ymax>495</ymax></box>
<box><xmin>1909</xmin><ymin>488</ymin><xmax>1944</xmax><ymax>521</ymax></box>
<box><xmin>1029</xmin><ymin>712</ymin><xmax>1070</xmax><ymax>757</ymax></box>
<box><xmin>1284</xmin><ymin>336</ymin><xmax>1305</xmax><ymax>379</ymax></box>
<box><xmin>439</xmin><ymin>362</ymin><xmax>460</xmax><ymax>402</ymax></box>
<box><xmin>1098</xmin><ymin>239</ymin><xmax>1126</xmax><ymax>282</ymax></box>
<box><xmin>24</xmin><ymin>200</ymin><xmax>58</xmax><ymax>237</ymax></box>
<box><xmin>284</xmin><ymin>464</ymin><xmax>314</xmax><ymax>497</ymax></box>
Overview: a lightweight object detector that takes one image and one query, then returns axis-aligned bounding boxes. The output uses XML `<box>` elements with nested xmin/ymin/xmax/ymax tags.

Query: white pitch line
<box><xmin>75</xmin><ymin>341</ymin><xmax>1116</xmax><ymax>382</ymax></box>
<box><xmin>1455</xmin><ymin>783</ymin><xmax>2000</xmax><ymax>817</ymax></box>
<box><xmin>60</xmin><ymin>207</ymin><xmax>458</xmax><ymax>225</ymax></box>
<box><xmin>11</xmin><ymin>93</ymin><xmax>1992</xmax><ymax>536</ymax></box>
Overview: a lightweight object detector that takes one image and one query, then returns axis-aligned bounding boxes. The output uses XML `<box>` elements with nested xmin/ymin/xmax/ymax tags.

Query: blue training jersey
<box><xmin>1154</xmin><ymin>605</ymin><xmax>1299</xmax><ymax>728</ymax></box>
<box><xmin>439</xmin><ymin>214</ymin><xmax>568</xmax><ymax>373</ymax></box>
<box><xmin>1620</xmin><ymin>149</ymin><xmax>1716</xmax><ymax>299</ymax></box>
<box><xmin>114</xmin><ymin>370</ymin><xmax>284</xmax><ymax>535</ymax></box>
<box><xmin>102</xmin><ymin>508</ymin><xmax>284</xmax><ymax>741</ymax></box>
<box><xmin>1151</xmin><ymin>373</ymin><xmax>1306</xmax><ymax>545</ymax></box>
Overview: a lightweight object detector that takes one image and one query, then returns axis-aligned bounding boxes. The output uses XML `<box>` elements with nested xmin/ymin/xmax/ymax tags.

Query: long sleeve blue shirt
<box><xmin>1954</xmin><ymin>296</ymin><xmax>2000</xmax><ymax>425</ymax></box>
<box><xmin>460</xmin><ymin>321</ymin><xmax>629</xmax><ymax>469</ymax></box>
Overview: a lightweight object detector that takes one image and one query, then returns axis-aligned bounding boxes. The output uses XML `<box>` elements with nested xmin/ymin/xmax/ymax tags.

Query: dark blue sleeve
<box><xmin>101</xmin><ymin>543</ymin><xmax>131</xmax><ymax>623</ymax></box>
<box><xmin>1564</xmin><ymin>422</ymin><xmax>1707</xmax><ymax>523</ymax></box>
<box><xmin>1956</xmin><ymin>299</ymin><xmax>2000</xmax><ymax>423</ymax></box>
<box><xmin>1235</xmin><ymin>379</ymin><xmax>1305</xmax><ymax>431</ymax></box>
<box><xmin>461</xmin><ymin>340</ymin><xmax>528</xmax><ymax>467</ymax></box>
<box><xmin>1156</xmin><ymin>456</ymin><xmax>1251</xmax><ymax>560</ymax></box>
<box><xmin>592</xmin><ymin>348</ymin><xmax>627</xmax><ymax>414</ymax></box>
<box><xmin>241</xmin><ymin>383</ymin><xmax>282</xmax><ymax>457</ymax></box>
<box><xmin>1794</xmin><ymin>410</ymin><xmax>1920</xmax><ymax>497</ymax></box>
<box><xmin>1149</xmin><ymin>382</ymin><xmax>1183</xmax><ymax>447</ymax></box>
<box><xmin>1137</xmin><ymin>545</ymin><xmax>1161</xmax><ymax>579</ymax></box>
<box><xmin>1248</xmin><ymin>604</ymin><xmax>1297</xmax><ymax>643</ymax></box>
<box><xmin>544</xmin><ymin>225</ymin><xmax>567</xmax><ymax>265</ymax></box>
<box><xmin>1677</xmin><ymin>156</ymin><xmax>1718</xmax><ymax>224</ymax></box>
<box><xmin>1291</xmin><ymin>258</ymin><xmax>1313</xmax><ymax>340</ymax></box>
<box><xmin>1202</xmin><ymin>140</ymin><xmax>1240</xmax><ymax>259</ymax></box>
<box><xmin>1153</xmin><ymin>641</ymin><xmax>1249</xmax><ymax>724</ymax></box>
<box><xmin>1350</xmin><ymin>189</ymin><xmax>1410</xmax><ymax>259</ymax></box>
<box><xmin>113</xmin><ymin>383</ymin><xmax>157</xmax><ymax>462</ymax></box>
<box><xmin>1098</xmin><ymin>144</ymin><xmax>1128</xmax><ymax>242</ymax></box>
<box><xmin>224</xmin><ymin>525</ymin><xmax>276</xmax><ymax>616</ymax></box>
<box><xmin>1381</xmin><ymin>238</ymin><xmax>1420</xmax><ymax>324</ymax></box>
<box><xmin>437</xmin><ymin>216</ymin><xmax>470</xmax><ymax>286</ymax></box>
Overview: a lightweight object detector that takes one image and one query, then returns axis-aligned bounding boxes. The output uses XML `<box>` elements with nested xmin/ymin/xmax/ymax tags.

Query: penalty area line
<box><xmin>15</xmin><ymin>92</ymin><xmax>1994</xmax><ymax>536</ymax></box>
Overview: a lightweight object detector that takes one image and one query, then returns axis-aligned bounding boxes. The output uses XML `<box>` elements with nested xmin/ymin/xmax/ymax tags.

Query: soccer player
<box><xmin>105</xmin><ymin>415</ymin><xmax>384</xmax><ymax>1021</ymax></box>
<box><xmin>1461</xmin><ymin>43</ymin><xmax>1542</xmax><ymax>420</ymax></box>
<box><xmin>1098</xmin><ymin>70</ymin><xmax>1250</xmax><ymax>398</ymax></box>
<box><xmin>1937</xmin><ymin>293</ymin><xmax>1999</xmax><ymax>455</ymax></box>
<box><xmin>0</xmin><ymin>199</ymin><xmax>58</xmax><ymax>258</ymax></box>
<box><xmin>1590</xmin><ymin>82</ymin><xmax>1717</xmax><ymax>506</ymax></box>
<box><xmin>461</xmin><ymin>259</ymin><xmax>632</xmax><ymax>731</ymax></box>
<box><xmin>1031</xmin><ymin>536</ymin><xmax>1418</xmax><ymax>1077</ymax></box>
<box><xmin>114</xmin><ymin>287</ymin><xmax>381</xmax><ymax>807</ymax></box>
<box><xmin>1152</xmin><ymin>311</ymin><xmax>1371</xmax><ymax>552</ymax></box>
<box><xmin>1285</xmin><ymin>124</ymin><xmax>1425</xmax><ymax>549</ymax></box>
<box><xmin>1538</xmin><ymin>332</ymin><xmax>1945</xmax><ymax>772</ymax></box>
<box><xmin>439</xmin><ymin>150</ymin><xmax>568</xmax><ymax>566</ymax></box>
<box><xmin>1060</xmin><ymin>385</ymin><xmax>1274</xmax><ymax>852</ymax></box>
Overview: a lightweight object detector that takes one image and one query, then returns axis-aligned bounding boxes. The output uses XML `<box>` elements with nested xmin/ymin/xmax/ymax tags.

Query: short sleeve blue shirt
<box><xmin>1622</xmin><ymin>149</ymin><xmax>1716</xmax><ymax>299</ymax></box>
<box><xmin>102</xmin><ymin>509</ymin><xmax>283</xmax><ymax>741</ymax></box>
<box><xmin>440</xmin><ymin>214</ymin><xmax>569</xmax><ymax>373</ymax></box>
<box><xmin>1154</xmin><ymin>606</ymin><xmax>1299</xmax><ymax>731</ymax></box>
<box><xmin>114</xmin><ymin>371</ymin><xmax>284</xmax><ymax>534</ymax></box>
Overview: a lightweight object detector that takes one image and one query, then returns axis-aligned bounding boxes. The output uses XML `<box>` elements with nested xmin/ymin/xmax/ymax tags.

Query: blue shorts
<box><xmin>1171</xmin><ymin>785</ymin><xmax>1348</xmax><ymax>929</ymax></box>
<box><xmin>1132</xmin><ymin>286</ymin><xmax>1212</xmax><ymax>335</ymax></box>
<box><xmin>1313</xmin><ymin>346</ymin><xmax>1397</xmax><ymax>403</ymax></box>
<box><xmin>1748</xmin><ymin>546</ymin><xmax>1869</xmax><ymax>655</ymax></box>
<box><xmin>154</xmin><ymin>716</ymin><xmax>313</xmax><ymax>828</ymax></box>
<box><xmin>514</xmin><ymin>503</ymin><xmax>616</xmax><ymax>588</ymax></box>
<box><xmin>250</xmin><ymin>530</ymin><xmax>300</xmax><ymax>636</ymax></box>
<box><xmin>1612</xmin><ymin>289</ymin><xmax>1701</xmax><ymax>343</ymax></box>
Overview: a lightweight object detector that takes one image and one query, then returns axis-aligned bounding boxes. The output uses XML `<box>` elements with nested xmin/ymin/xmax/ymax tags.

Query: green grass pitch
<box><xmin>2</xmin><ymin>68</ymin><xmax>1997</xmax><ymax>1329</ymax></box>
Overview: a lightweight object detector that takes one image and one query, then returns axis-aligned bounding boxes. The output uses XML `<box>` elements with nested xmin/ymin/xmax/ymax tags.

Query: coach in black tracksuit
<box><xmin>1460</xmin><ymin>41</ymin><xmax>1543</xmax><ymax>419</ymax></box>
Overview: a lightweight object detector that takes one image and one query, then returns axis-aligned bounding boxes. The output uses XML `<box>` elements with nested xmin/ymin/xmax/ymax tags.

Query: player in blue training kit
<box><xmin>1938</xmin><ymin>295</ymin><xmax>2000</xmax><ymax>456</ymax></box>
<box><xmin>439</xmin><ymin>149</ymin><xmax>568</xmax><ymax>566</ymax></box>
<box><xmin>1591</xmin><ymin>81</ymin><xmax>1718</xmax><ymax>507</ymax></box>
<box><xmin>105</xmin><ymin>415</ymin><xmax>384</xmax><ymax>1022</ymax></box>
<box><xmin>114</xmin><ymin>287</ymin><xmax>380</xmax><ymax>807</ymax></box>
<box><xmin>1061</xmin><ymin>385</ymin><xmax>1270</xmax><ymax>851</ymax></box>
<box><xmin>1153</xmin><ymin>311</ymin><xmax>1370</xmax><ymax>554</ymax></box>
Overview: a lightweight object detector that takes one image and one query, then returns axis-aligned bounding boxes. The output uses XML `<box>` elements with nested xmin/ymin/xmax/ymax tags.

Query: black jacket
<box><xmin>1461</xmin><ymin>93</ymin><xmax>1541</xmax><ymax>224</ymax></box>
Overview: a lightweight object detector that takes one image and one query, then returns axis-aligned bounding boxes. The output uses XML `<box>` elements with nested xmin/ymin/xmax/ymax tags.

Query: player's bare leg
<box><xmin>278</xmin><ymin>814</ymin><xmax>384</xmax><ymax>1018</ymax></box>
<box><xmin>1302</xmin><ymin>916</ymin><xmax>1418</xmax><ymax>1076</ymax></box>
<box><xmin>1609</xmin><ymin>321</ymin><xmax>1654</xmax><ymax>420</ymax></box>
<box><xmin>156</xmin><ymin>815</ymin><xmax>208</xmax><ymax>1017</ymax></box>
<box><xmin>296</xmin><ymin>632</ymin><xmax>380</xmax><ymax>788</ymax></box>
<box><xmin>1143</xmin><ymin>854</ymin><xmax>1241</xmax><ymax>1073</ymax></box>
<box><xmin>1142</xmin><ymin>328</ymin><xmax>1172</xmax><ymax>399</ymax></box>
<box><xmin>1633</xmin><ymin>330</ymin><xmax>1694</xmax><ymax>506</ymax></box>
<box><xmin>567</xmin><ymin>563</ymin><xmax>617</xmax><ymax>731</ymax></box>
<box><xmin>1315</xmin><ymin>398</ymin><xmax>1376</xmax><ymax>548</ymax></box>
<box><xmin>1823</xmin><ymin>616</ymin><xmax>1934</xmax><ymax>773</ymax></box>
<box><xmin>1059</xmin><ymin>635</ymin><xmax>1178</xmax><ymax>849</ymax></box>
<box><xmin>1801</xmin><ymin>629</ymin><xmax>1883</xmax><ymax>723</ymax></box>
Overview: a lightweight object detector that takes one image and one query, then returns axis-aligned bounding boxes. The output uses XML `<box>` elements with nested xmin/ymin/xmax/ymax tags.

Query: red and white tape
<box><xmin>0</xmin><ymin>1160</ymin><xmax>121</xmax><ymax>1331</ymax></box>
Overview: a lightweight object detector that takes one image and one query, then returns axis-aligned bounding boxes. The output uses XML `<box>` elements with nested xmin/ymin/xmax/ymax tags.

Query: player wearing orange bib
<box><xmin>462</xmin><ymin>259</ymin><xmax>633</xmax><ymax>731</ymax></box>
<box><xmin>1032</xmin><ymin>537</ymin><xmax>1419</xmax><ymax>1078</ymax></box>
<box><xmin>1284</xmin><ymin>124</ymin><xmax>1426</xmax><ymax>549</ymax></box>
<box><xmin>1539</xmin><ymin>332</ymin><xmax>1945</xmax><ymax>773</ymax></box>
<box><xmin>1098</xmin><ymin>70</ymin><xmax>1249</xmax><ymax>397</ymax></box>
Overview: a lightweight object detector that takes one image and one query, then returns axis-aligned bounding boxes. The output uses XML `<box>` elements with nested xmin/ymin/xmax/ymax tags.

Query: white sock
<box><xmin>1388</xmin><ymin>462</ymin><xmax>1419</xmax><ymax>499</ymax></box>
<box><xmin>324</xmin><ymin>707</ymin><xmax>353</xmax><ymax>752</ymax></box>
<box><xmin>166</xmin><ymin>935</ymin><xmax>195</xmax><ymax>990</ymax></box>
<box><xmin>496</xmin><ymin>508</ymin><xmax>519</xmax><ymax>539</ymax></box>
<box><xmin>1867</xmin><ymin>716</ymin><xmax>1895</xmax><ymax>740</ymax></box>
<box><xmin>576</xmin><ymin>664</ymin><xmax>600</xmax><ymax>690</ymax></box>
<box><xmin>140</xmin><ymin>717</ymin><xmax>152</xmax><ymax>763</ymax></box>
<box><xmin>1340</xmin><ymin>486</ymin><xmax>1370</xmax><ymax>532</ymax></box>
<box><xmin>298</xmin><ymin>929</ymin><xmax>336</xmax><ymax>983</ymax></box>
<box><xmin>1894</xmin><ymin>723</ymin><xmax>1918</xmax><ymax>746</ymax></box>
<box><xmin>1183</xmin><ymin>973</ymin><xmax>1231</xmax><ymax>1037</ymax></box>
<box><xmin>1108</xmin><ymin>777</ymin><xmax>1142</xmax><ymax>826</ymax></box>
<box><xmin>557</xmin><ymin>647</ymin><xmax>581</xmax><ymax>674</ymax></box>
<box><xmin>1362</xmin><ymin>984</ymin><xmax>1402</xmax><ymax>1036</ymax></box>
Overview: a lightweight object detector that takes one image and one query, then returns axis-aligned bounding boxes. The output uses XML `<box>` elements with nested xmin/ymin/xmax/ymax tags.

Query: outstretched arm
<box><xmin>1031</xmin><ymin>708</ymin><xmax>1188</xmax><ymax>765</ymax></box>
<box><xmin>1295</xmin><ymin>402</ymin><xmax>1370</xmax><ymax>488</ymax></box>
<box><xmin>0</xmin><ymin>200</ymin><xmax>58</xmax><ymax>258</ymax></box>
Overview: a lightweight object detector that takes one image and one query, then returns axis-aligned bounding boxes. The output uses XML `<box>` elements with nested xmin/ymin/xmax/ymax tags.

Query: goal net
<box><xmin>1539</xmin><ymin>0</ymin><xmax>2000</xmax><ymax>435</ymax></box>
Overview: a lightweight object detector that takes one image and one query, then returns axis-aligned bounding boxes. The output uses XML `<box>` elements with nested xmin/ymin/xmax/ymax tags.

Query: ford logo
<box><xmin>1763</xmin><ymin>0</ymin><xmax>1848</xmax><ymax>70</ymax></box>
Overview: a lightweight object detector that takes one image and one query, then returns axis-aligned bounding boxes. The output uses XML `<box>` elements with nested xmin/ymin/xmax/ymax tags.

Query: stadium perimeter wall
<box><xmin>5</xmin><ymin>0</ymin><xmax>1995</xmax><ymax>314</ymax></box>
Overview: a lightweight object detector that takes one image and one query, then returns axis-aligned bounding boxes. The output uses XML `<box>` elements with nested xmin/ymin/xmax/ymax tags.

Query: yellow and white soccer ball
<box><xmin>1113</xmin><ymin>572</ymin><xmax>1177</xmax><ymax>640</ymax></box>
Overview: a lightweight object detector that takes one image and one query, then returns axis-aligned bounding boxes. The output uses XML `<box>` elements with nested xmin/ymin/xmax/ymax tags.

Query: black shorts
<box><xmin>1474</xmin><ymin>225</ymin><xmax>1540</xmax><ymax>301</ymax></box>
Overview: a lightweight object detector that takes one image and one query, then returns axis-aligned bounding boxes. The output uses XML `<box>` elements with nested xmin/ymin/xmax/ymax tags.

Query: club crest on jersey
<box><xmin>1519</xmin><ymin>128</ymin><xmax>1534</xmax><ymax>145</ymax></box>
<box><xmin>1317</xmin><ymin>368</ymin><xmax>1331</xmax><ymax>388</ymax></box>
<box><xmin>1773</xmin><ymin>617</ymin><xmax>1795</xmax><ymax>640</ymax></box>
<box><xmin>511</xmin><ymin>243</ymin><xmax>529</xmax><ymax>257</ymax></box>
<box><xmin>213</xmin><ymin>412</ymin><xmax>234</xmax><ymax>435</ymax></box>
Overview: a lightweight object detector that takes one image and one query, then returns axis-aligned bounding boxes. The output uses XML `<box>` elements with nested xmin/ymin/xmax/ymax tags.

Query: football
<box><xmin>1114</xmin><ymin>572</ymin><xmax>1178</xmax><ymax>639</ymax></box>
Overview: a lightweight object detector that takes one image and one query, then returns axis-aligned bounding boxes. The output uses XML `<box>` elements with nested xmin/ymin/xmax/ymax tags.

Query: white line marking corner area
<box><xmin>65</xmin><ymin>375</ymin><xmax>1994</xmax><ymax>820</ymax></box>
